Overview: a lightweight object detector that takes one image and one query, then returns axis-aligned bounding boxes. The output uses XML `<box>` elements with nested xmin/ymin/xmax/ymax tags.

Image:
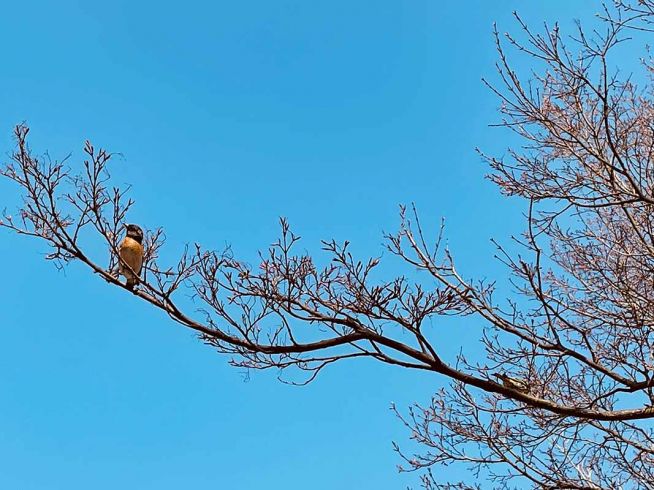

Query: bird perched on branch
<box><xmin>118</xmin><ymin>223</ymin><xmax>144</xmax><ymax>290</ymax></box>
<box><xmin>494</xmin><ymin>372</ymin><xmax>529</xmax><ymax>393</ymax></box>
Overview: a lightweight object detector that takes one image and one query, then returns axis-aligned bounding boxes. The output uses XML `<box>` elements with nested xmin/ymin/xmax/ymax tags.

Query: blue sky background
<box><xmin>0</xmin><ymin>1</ymin><xmax>602</xmax><ymax>488</ymax></box>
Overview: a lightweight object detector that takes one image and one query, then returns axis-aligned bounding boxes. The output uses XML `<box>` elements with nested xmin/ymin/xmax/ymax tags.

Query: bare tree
<box><xmin>5</xmin><ymin>1</ymin><xmax>654</xmax><ymax>487</ymax></box>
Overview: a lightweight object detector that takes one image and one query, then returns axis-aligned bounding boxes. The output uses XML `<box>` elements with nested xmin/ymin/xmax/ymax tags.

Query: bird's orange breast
<box><xmin>118</xmin><ymin>237</ymin><xmax>144</xmax><ymax>278</ymax></box>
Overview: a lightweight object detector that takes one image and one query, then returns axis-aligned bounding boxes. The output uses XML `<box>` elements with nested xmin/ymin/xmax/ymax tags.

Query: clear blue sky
<box><xmin>0</xmin><ymin>1</ymin><xmax>600</xmax><ymax>488</ymax></box>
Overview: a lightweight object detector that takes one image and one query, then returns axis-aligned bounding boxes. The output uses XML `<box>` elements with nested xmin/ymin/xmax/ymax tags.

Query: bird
<box><xmin>118</xmin><ymin>223</ymin><xmax>144</xmax><ymax>290</ymax></box>
<box><xmin>493</xmin><ymin>372</ymin><xmax>529</xmax><ymax>393</ymax></box>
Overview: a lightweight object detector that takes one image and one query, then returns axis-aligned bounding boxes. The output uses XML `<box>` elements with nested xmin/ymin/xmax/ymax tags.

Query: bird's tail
<box><xmin>126</xmin><ymin>278</ymin><xmax>137</xmax><ymax>291</ymax></box>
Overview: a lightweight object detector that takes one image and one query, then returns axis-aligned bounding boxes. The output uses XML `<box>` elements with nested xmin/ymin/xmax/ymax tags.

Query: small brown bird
<box><xmin>118</xmin><ymin>223</ymin><xmax>144</xmax><ymax>290</ymax></box>
<box><xmin>494</xmin><ymin>373</ymin><xmax>529</xmax><ymax>393</ymax></box>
